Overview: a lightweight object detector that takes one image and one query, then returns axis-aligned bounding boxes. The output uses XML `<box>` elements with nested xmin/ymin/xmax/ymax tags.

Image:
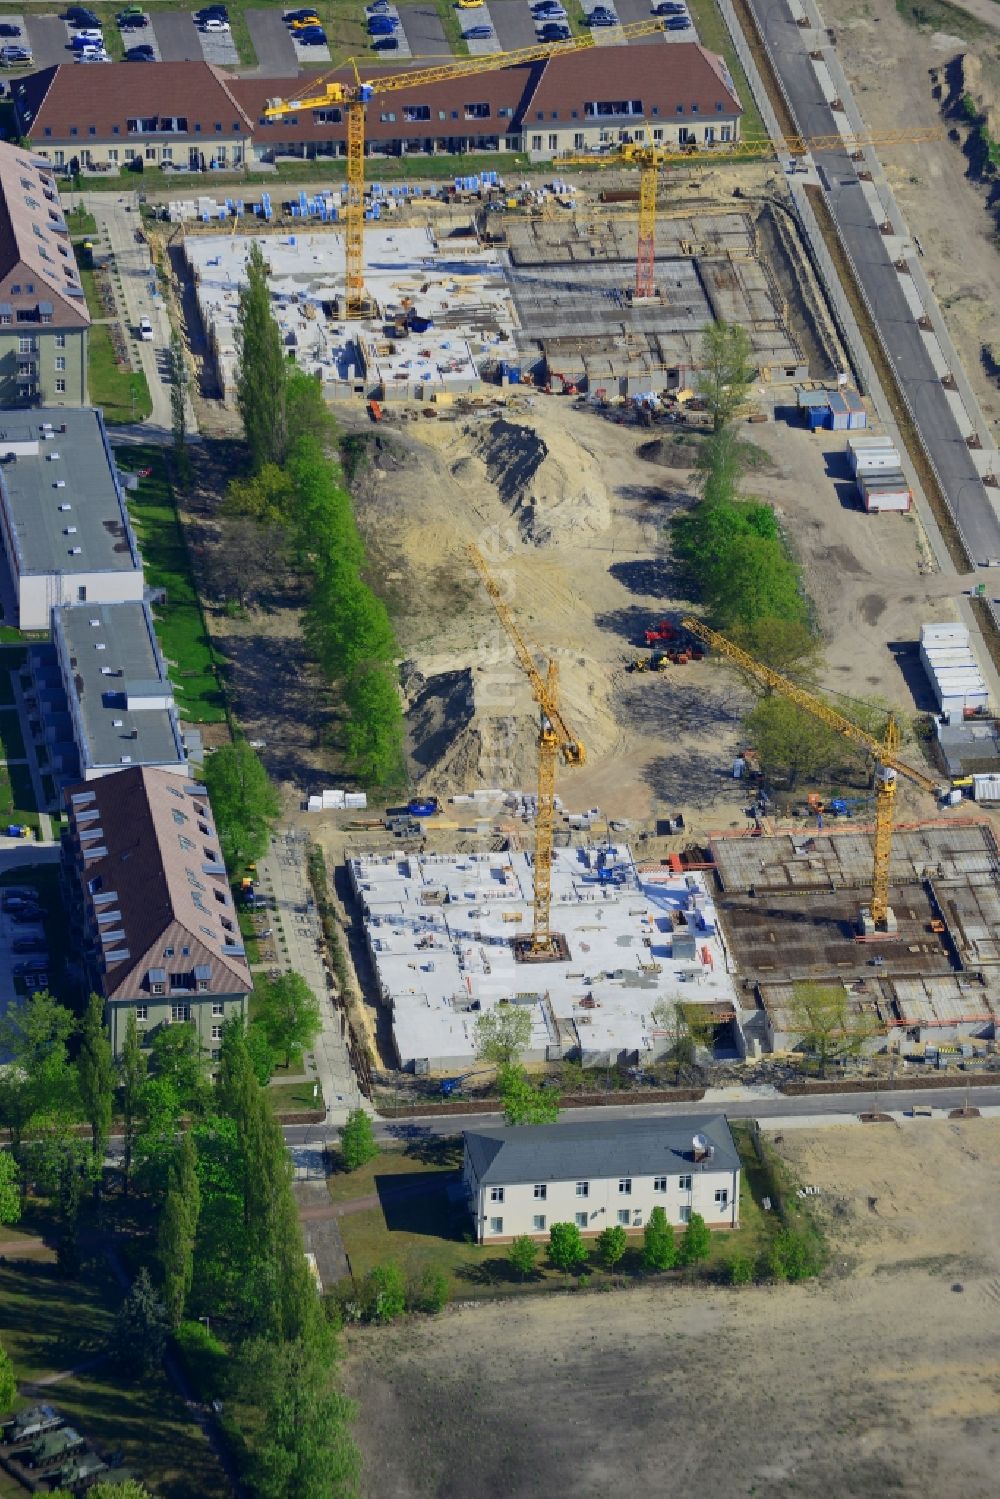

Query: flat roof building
<box><xmin>463</xmin><ymin>1113</ymin><xmax>741</xmax><ymax>1242</ymax></box>
<box><xmin>350</xmin><ymin>844</ymin><xmax>743</xmax><ymax>1071</ymax></box>
<box><xmin>0</xmin><ymin>407</ymin><xmax>142</xmax><ymax>628</ymax></box>
<box><xmin>50</xmin><ymin>600</ymin><xmax>185</xmax><ymax>782</ymax></box>
<box><xmin>61</xmin><ymin>765</ymin><xmax>252</xmax><ymax>1056</ymax></box>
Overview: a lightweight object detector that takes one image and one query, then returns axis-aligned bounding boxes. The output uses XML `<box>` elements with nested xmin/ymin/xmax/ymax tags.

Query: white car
<box><xmin>72</xmin><ymin>25</ymin><xmax>103</xmax><ymax>38</ymax></box>
<box><xmin>138</xmin><ymin>316</ymin><xmax>154</xmax><ymax>340</ymax></box>
<box><xmin>200</xmin><ymin>16</ymin><xmax>230</xmax><ymax>29</ymax></box>
<box><xmin>75</xmin><ymin>47</ymin><xmax>110</xmax><ymax>60</ymax></box>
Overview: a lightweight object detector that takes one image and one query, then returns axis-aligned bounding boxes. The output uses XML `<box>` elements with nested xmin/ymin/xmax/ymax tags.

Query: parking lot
<box><xmin>246</xmin><ymin>8</ymin><xmax>297</xmax><ymax>73</ymax></box>
<box><xmin>0</xmin><ymin>885</ymin><xmax>49</xmax><ymax>1026</ymax></box>
<box><xmin>149</xmin><ymin>10</ymin><xmax>204</xmax><ymax>61</ymax></box>
<box><xmin>22</xmin><ymin>13</ymin><xmax>70</xmax><ymax>68</ymax></box>
<box><xmin>396</xmin><ymin>2</ymin><xmax>448</xmax><ymax>57</ymax></box>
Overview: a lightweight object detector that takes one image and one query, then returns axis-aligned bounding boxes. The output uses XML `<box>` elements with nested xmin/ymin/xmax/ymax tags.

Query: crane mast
<box><xmin>468</xmin><ymin>544</ymin><xmax>585</xmax><ymax>957</ymax></box>
<box><xmin>683</xmin><ymin>617</ymin><xmax>943</xmax><ymax>932</ymax></box>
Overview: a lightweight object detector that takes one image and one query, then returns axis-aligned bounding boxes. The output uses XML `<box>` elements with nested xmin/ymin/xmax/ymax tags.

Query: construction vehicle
<box><xmin>684</xmin><ymin>617</ymin><xmax>947</xmax><ymax>933</ymax></box>
<box><xmin>264</xmin><ymin>21</ymin><xmax>666</xmax><ymax>316</ymax></box>
<box><xmin>559</xmin><ymin>123</ymin><xmax>943</xmax><ymax>298</ymax></box>
<box><xmin>643</xmin><ymin>618</ymin><xmax>676</xmax><ymax>647</ymax></box>
<box><xmin>468</xmin><ymin>543</ymin><xmax>585</xmax><ymax>956</ymax></box>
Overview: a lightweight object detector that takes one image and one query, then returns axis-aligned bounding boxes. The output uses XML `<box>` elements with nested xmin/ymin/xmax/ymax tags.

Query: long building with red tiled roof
<box><xmin>13</xmin><ymin>46</ymin><xmax>741</xmax><ymax>172</ymax></box>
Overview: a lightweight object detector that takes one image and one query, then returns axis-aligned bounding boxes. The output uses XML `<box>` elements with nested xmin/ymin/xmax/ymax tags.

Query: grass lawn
<box><xmin>123</xmin><ymin>449</ymin><xmax>228</xmax><ymax>726</ymax></box>
<box><xmin>65</xmin><ymin>204</ymin><xmax>98</xmax><ymax>238</ymax></box>
<box><xmin>0</xmin><ymin>1252</ymin><xmax>229</xmax><ymax>1499</ymax></box>
<box><xmin>335</xmin><ymin>1130</ymin><xmax>776</xmax><ymax>1295</ymax></box>
<box><xmin>77</xmin><ymin>263</ymin><xmax>105</xmax><ymax>323</ymax></box>
<box><xmin>237</xmin><ymin>906</ymin><xmax>262</xmax><ymax>965</ymax></box>
<box><xmin>269</xmin><ymin>1079</ymin><xmax>324</xmax><ymax>1111</ymax></box>
<box><xmin>0</xmin><ymin>762</ymin><xmax>40</xmax><ymax>834</ymax></box>
<box><xmin>87</xmin><ymin>323</ymin><xmax>152</xmax><ymax>425</ymax></box>
<box><xmin>687</xmin><ymin>0</ymin><xmax>766</xmax><ymax>142</ymax></box>
<box><xmin>0</xmin><ymin>708</ymin><xmax>26</xmax><ymax>762</ymax></box>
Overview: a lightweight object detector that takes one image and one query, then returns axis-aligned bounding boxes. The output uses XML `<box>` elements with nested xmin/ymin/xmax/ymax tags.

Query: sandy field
<box><xmin>344</xmin><ymin>1117</ymin><xmax>1000</xmax><ymax>1499</ymax></box>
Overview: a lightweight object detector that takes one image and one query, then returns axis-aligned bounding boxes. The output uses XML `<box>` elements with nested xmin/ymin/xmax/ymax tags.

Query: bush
<box><xmin>677</xmin><ymin>1212</ymin><xmax>712</xmax><ymax>1267</ymax></box>
<box><xmin>339</xmin><ymin>1109</ymin><xmax>380</xmax><ymax>1173</ymax></box>
<box><xmin>596</xmin><ymin>1224</ymin><xmax>628</xmax><ymax>1272</ymax></box>
<box><xmin>508</xmin><ymin>1236</ymin><xmax>539</xmax><ymax>1281</ymax></box>
<box><xmin>642</xmin><ymin>1206</ymin><xmax>676</xmax><ymax>1272</ymax></box>
<box><xmin>766</xmin><ymin>1227</ymin><xmax>822</xmax><ymax>1283</ymax></box>
<box><xmin>548</xmin><ymin>1221</ymin><xmax>588</xmax><ymax>1273</ymax></box>
<box><xmin>363</xmin><ymin>1262</ymin><xmax>406</xmax><ymax>1323</ymax></box>
<box><xmin>727</xmin><ymin>1253</ymin><xmax>755</xmax><ymax>1286</ymax></box>
<box><xmin>411</xmin><ymin>1266</ymin><xmax>450</xmax><ymax>1315</ymax></box>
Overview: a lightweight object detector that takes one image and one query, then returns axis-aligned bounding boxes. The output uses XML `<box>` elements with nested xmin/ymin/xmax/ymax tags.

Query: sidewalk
<box><xmin>256</xmin><ymin>826</ymin><xmax>366</xmax><ymax>1128</ymax></box>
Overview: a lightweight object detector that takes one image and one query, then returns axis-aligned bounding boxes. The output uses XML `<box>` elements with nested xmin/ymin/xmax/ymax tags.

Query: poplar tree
<box><xmin>159</xmin><ymin>1133</ymin><xmax>201</xmax><ymax>1327</ymax></box>
<box><xmin>236</xmin><ymin>242</ymin><xmax>288</xmax><ymax>471</ymax></box>
<box><xmin>118</xmin><ymin>1011</ymin><xmax>147</xmax><ymax>1198</ymax></box>
<box><xmin>78</xmin><ymin>993</ymin><xmax>114</xmax><ymax>1190</ymax></box>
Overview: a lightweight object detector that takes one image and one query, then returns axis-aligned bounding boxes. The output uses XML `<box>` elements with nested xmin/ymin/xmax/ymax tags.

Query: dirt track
<box><xmin>345</xmin><ymin>1118</ymin><xmax>1000</xmax><ymax>1499</ymax></box>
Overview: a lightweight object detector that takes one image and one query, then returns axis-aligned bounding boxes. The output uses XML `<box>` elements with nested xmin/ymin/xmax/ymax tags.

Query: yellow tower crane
<box><xmin>264</xmin><ymin>21</ymin><xmax>667</xmax><ymax>316</ymax></box>
<box><xmin>683</xmin><ymin>617</ymin><xmax>945</xmax><ymax>934</ymax></box>
<box><xmin>559</xmin><ymin>124</ymin><xmax>943</xmax><ymax>299</ymax></box>
<box><xmin>468</xmin><ymin>543</ymin><xmax>585</xmax><ymax>958</ymax></box>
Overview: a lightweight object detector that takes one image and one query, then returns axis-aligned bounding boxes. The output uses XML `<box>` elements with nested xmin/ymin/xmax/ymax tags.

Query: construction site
<box><xmin>180</xmin><ymin>172</ymin><xmax>823</xmax><ymax>406</ymax></box>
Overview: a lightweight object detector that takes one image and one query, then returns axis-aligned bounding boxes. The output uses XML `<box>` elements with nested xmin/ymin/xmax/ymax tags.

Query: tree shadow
<box><xmin>593</xmin><ymin>603</ymin><xmax>667</xmax><ymax>645</ymax></box>
<box><xmin>453</xmin><ymin>1256</ymin><xmax>526</xmax><ymax>1287</ymax></box>
<box><xmin>607</xmin><ymin>558</ymin><xmax>682</xmax><ymax>598</ymax></box>
<box><xmin>642</xmin><ymin>751</ymin><xmax>751</xmax><ymax>812</ymax></box>
<box><xmin>375</xmin><ymin>1173</ymin><xmax>461</xmax><ymax>1235</ymax></box>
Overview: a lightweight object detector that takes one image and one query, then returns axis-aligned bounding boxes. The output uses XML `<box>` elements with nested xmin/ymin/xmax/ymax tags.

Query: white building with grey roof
<box><xmin>0</xmin><ymin>407</ymin><xmax>142</xmax><ymax>629</ymax></box>
<box><xmin>463</xmin><ymin>1113</ymin><xmax>741</xmax><ymax>1243</ymax></box>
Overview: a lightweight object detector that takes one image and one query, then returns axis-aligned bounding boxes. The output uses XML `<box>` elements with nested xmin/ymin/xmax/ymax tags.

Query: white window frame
<box><xmin>532</xmin><ymin>1214</ymin><xmax>546</xmax><ymax>1232</ymax></box>
<box><xmin>679</xmin><ymin>1205</ymin><xmax>691</xmax><ymax>1224</ymax></box>
<box><xmin>489</xmin><ymin>1216</ymin><xmax>503</xmax><ymax>1235</ymax></box>
<box><xmin>490</xmin><ymin>1186</ymin><xmax>504</xmax><ymax>1203</ymax></box>
<box><xmin>533</xmin><ymin>1184</ymin><xmax>547</xmax><ymax>1200</ymax></box>
<box><xmin>575</xmin><ymin>1181</ymin><xmax>589</xmax><ymax>1198</ymax></box>
<box><xmin>678</xmin><ymin>1174</ymin><xmax>693</xmax><ymax>1192</ymax></box>
<box><xmin>575</xmin><ymin>1212</ymin><xmax>588</xmax><ymax>1229</ymax></box>
<box><xmin>212</xmin><ymin>1002</ymin><xmax>224</xmax><ymax>1017</ymax></box>
<box><xmin>617</xmin><ymin>1209</ymin><xmax>631</xmax><ymax>1226</ymax></box>
<box><xmin>135</xmin><ymin>1004</ymin><xmax>148</xmax><ymax>1022</ymax></box>
<box><xmin>714</xmin><ymin>1188</ymin><xmax>729</xmax><ymax>1209</ymax></box>
<box><xmin>618</xmin><ymin>1178</ymin><xmax>632</xmax><ymax>1195</ymax></box>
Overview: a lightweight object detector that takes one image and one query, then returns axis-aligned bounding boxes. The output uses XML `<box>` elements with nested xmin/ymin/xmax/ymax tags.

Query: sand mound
<box><xmin>473</xmin><ymin>417</ymin><xmax>612</xmax><ymax>544</ymax></box>
<box><xmin>637</xmin><ymin>435</ymin><xmax>703</xmax><ymax>470</ymax></box>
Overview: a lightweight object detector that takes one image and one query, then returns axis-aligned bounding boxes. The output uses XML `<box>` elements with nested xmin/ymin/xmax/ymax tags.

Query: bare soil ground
<box><xmin>344</xmin><ymin>1117</ymin><xmax>1000</xmax><ymax>1499</ymax></box>
<box><xmin>823</xmin><ymin>0</ymin><xmax>1000</xmax><ymax>439</ymax></box>
<box><xmin>346</xmin><ymin>393</ymin><xmax>961</xmax><ymax>841</ymax></box>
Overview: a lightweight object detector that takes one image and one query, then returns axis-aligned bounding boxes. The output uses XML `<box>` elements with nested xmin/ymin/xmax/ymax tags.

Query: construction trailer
<box><xmin>920</xmin><ymin>621</ymin><xmax>989</xmax><ymax>720</ymax></box>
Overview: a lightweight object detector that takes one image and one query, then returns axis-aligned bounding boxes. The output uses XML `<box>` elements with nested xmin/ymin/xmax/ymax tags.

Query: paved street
<box><xmin>257</xmin><ymin>827</ymin><xmax>366</xmax><ymax>1125</ymax></box>
<box><xmin>746</xmin><ymin>0</ymin><xmax>1000</xmax><ymax>564</ymax></box>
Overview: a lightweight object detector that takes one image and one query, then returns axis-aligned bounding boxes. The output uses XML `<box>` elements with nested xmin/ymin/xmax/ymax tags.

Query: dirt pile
<box><xmin>470</xmin><ymin>416</ymin><xmax>613</xmax><ymax>544</ymax></box>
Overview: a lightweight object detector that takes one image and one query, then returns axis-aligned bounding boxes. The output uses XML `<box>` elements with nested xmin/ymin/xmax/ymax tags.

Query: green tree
<box><xmin>303</xmin><ymin>558</ymin><xmax>396</xmax><ymax>681</ymax></box>
<box><xmin>159</xmin><ymin>1134</ymin><xmax>201</xmax><ymax>1327</ymax></box>
<box><xmin>246</xmin><ymin>1019</ymin><xmax>276</xmax><ymax>1085</ymax></box>
<box><xmin>236</xmin><ymin>241</ymin><xmax>288</xmax><ymax>471</ymax></box>
<box><xmin>114</xmin><ymin>1267</ymin><xmax>169</xmax><ymax>1375</ymax></box>
<box><xmin>596</xmin><ymin>1223</ymin><xmax>628</xmax><ymax>1271</ymax></box>
<box><xmin>678</xmin><ymin>1211</ymin><xmax>712</xmax><ymax>1267</ymax></box>
<box><xmin>743</xmin><ymin>694</ymin><xmax>846</xmax><ymax>789</ymax></box>
<box><xmin>0</xmin><ymin>990</ymin><xmax>79</xmax><ymax>1158</ymax></box>
<box><xmin>474</xmin><ymin>1006</ymin><xmax>533</xmax><ymax>1068</ymax></box>
<box><xmin>88</xmin><ymin>1484</ymin><xmax>155</xmax><ymax>1499</ymax></box>
<box><xmin>363</xmin><ymin>1262</ymin><xmax>406</xmax><ymax>1323</ymax></box>
<box><xmin>0</xmin><ymin>1340</ymin><xmax>15</xmax><ymax>1414</ymax></box>
<box><xmin>695</xmin><ymin>423</ymin><xmax>745</xmax><ymax>507</ymax></box>
<box><xmin>55</xmin><ymin>1151</ymin><xmax>83</xmax><ymax>1279</ymax></box>
<box><xmin>286</xmin><ymin>368</ymin><xmax>336</xmax><ymax>450</ymax></box>
<box><xmin>498</xmin><ymin>1064</ymin><xmax>560</xmax><ymax>1127</ymax></box>
<box><xmin>707</xmin><ymin>534</ymin><xmax>807</xmax><ymax>631</ymax></box>
<box><xmin>343</xmin><ymin>665</ymin><xmax>405</xmax><ymax>788</ymax></box>
<box><xmin>0</xmin><ymin>1152</ymin><xmax>20</xmax><ymax>1226</ymax></box>
<box><xmin>77</xmin><ymin>993</ymin><xmax>114</xmax><ymax>1189</ymax></box>
<box><xmin>223</xmin><ymin>462</ymin><xmax>294</xmax><ymax>528</ymax></box>
<box><xmin>339</xmin><ymin>1108</ymin><xmax>379</xmax><ymax>1173</ymax></box>
<box><xmin>787</xmin><ymin>981</ymin><xmax>876</xmax><ymax>1075</ymax></box>
<box><xmin>728</xmin><ymin>1252</ymin><xmax>755</xmax><ymax>1285</ymax></box>
<box><xmin>242</xmin><ymin>1322</ymin><xmax>359</xmax><ymax>1499</ymax></box>
<box><xmin>203</xmin><ymin>739</ymin><xmax>280</xmax><ymax>871</ymax></box>
<box><xmin>730</xmin><ymin>616</ymin><xmax>823</xmax><ymax>680</ymax></box>
<box><xmin>118</xmin><ymin>1010</ymin><xmax>147</xmax><ymax>1198</ymax></box>
<box><xmin>135</xmin><ymin>1026</ymin><xmax>209</xmax><ymax>1201</ymax></box>
<box><xmin>168</xmin><ymin>329</ymin><xmax>192</xmax><ymax>491</ymax></box>
<box><xmin>508</xmin><ymin>1235</ymin><xmax>539</xmax><ymax>1281</ymax></box>
<box><xmin>257</xmin><ymin>972</ymin><xmax>322</xmax><ymax>1069</ymax></box>
<box><xmin>642</xmin><ymin>1205</ymin><xmax>677</xmax><ymax>1271</ymax></box>
<box><xmin>548</xmin><ymin>1221</ymin><xmax>588</xmax><ymax>1273</ymax></box>
<box><xmin>412</xmin><ymin>1265</ymin><xmax>450</xmax><ymax>1314</ymax></box>
<box><xmin>696</xmin><ymin>318</ymin><xmax>754</xmax><ymax>432</ymax></box>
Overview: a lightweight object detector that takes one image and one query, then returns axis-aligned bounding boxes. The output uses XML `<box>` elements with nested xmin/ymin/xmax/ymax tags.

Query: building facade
<box><xmin>61</xmin><ymin>766</ymin><xmax>252</xmax><ymax>1056</ymax></box>
<box><xmin>0</xmin><ymin>407</ymin><xmax>143</xmax><ymax>629</ymax></box>
<box><xmin>15</xmin><ymin>48</ymin><xmax>741</xmax><ymax>171</ymax></box>
<box><xmin>0</xmin><ymin>140</ymin><xmax>89</xmax><ymax>405</ymax></box>
<box><xmin>463</xmin><ymin>1114</ymin><xmax>741</xmax><ymax>1243</ymax></box>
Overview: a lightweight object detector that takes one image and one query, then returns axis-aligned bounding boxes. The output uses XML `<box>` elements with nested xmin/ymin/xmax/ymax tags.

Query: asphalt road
<box><xmin>280</xmin><ymin>1083</ymin><xmax>1000</xmax><ymax>1144</ymax></box>
<box><xmin>487</xmin><ymin>0</ymin><xmax>537</xmax><ymax>53</ymax></box>
<box><xmin>150</xmin><ymin>10</ymin><xmax>204</xmax><ymax>62</ymax></box>
<box><xmin>24</xmin><ymin>14</ymin><xmax>72</xmax><ymax>69</ymax></box>
<box><xmin>246</xmin><ymin>8</ymin><xmax>298</xmax><ymax>76</ymax></box>
<box><xmin>746</xmin><ymin>0</ymin><xmax>1000</xmax><ymax>563</ymax></box>
<box><xmin>397</xmin><ymin>2</ymin><xmax>450</xmax><ymax>56</ymax></box>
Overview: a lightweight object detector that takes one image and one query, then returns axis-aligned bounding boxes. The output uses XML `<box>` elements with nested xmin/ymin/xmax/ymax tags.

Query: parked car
<box><xmin>119</xmin><ymin>13</ymin><xmax>148</xmax><ymax>27</ymax></box>
<box><xmin>297</xmin><ymin>26</ymin><xmax>327</xmax><ymax>41</ymax></box>
<box><xmin>588</xmin><ymin>8</ymin><xmax>616</xmax><ymax>23</ymax></box>
<box><xmin>373</xmin><ymin>33</ymin><xmax>397</xmax><ymax>47</ymax></box>
<box><xmin>289</xmin><ymin>13</ymin><xmax>321</xmax><ymax>26</ymax></box>
<box><xmin>194</xmin><ymin>5</ymin><xmax>228</xmax><ymax>21</ymax></box>
<box><xmin>368</xmin><ymin>16</ymin><xmax>398</xmax><ymax>31</ymax></box>
<box><xmin>139</xmin><ymin>316</ymin><xmax>153</xmax><ymax>340</ymax></box>
<box><xmin>457</xmin><ymin>0</ymin><xmax>483</xmax><ymax>8</ymax></box>
<box><xmin>126</xmin><ymin>42</ymin><xmax>154</xmax><ymax>57</ymax></box>
<box><xmin>200</xmin><ymin>16</ymin><xmax>230</xmax><ymax>30</ymax></box>
<box><xmin>117</xmin><ymin>4</ymin><xmax>144</xmax><ymax>17</ymax></box>
<box><xmin>366</xmin><ymin>0</ymin><xmax>392</xmax><ymax>10</ymax></box>
<box><xmin>64</xmin><ymin>6</ymin><xmax>100</xmax><ymax>24</ymax></box>
<box><xmin>665</xmin><ymin>14</ymin><xmax>691</xmax><ymax>26</ymax></box>
<box><xmin>0</xmin><ymin>44</ymin><xmax>31</xmax><ymax>64</ymax></box>
<box><xmin>285</xmin><ymin>6</ymin><xmax>320</xmax><ymax>17</ymax></box>
<box><xmin>15</xmin><ymin>960</ymin><xmax>49</xmax><ymax>977</ymax></box>
<box><xmin>11</xmin><ymin>937</ymin><xmax>46</xmax><ymax>954</ymax></box>
<box><xmin>0</xmin><ymin>23</ymin><xmax>21</xmax><ymax>37</ymax></box>
<box><xmin>71</xmin><ymin>28</ymin><xmax>103</xmax><ymax>43</ymax></box>
<box><xmin>532</xmin><ymin>1</ymin><xmax>566</xmax><ymax>14</ymax></box>
<box><xmin>75</xmin><ymin>45</ymin><xmax>110</xmax><ymax>59</ymax></box>
<box><xmin>653</xmin><ymin>1</ymin><xmax>686</xmax><ymax>11</ymax></box>
<box><xmin>2</xmin><ymin>895</ymin><xmax>35</xmax><ymax>912</ymax></box>
<box><xmin>538</xmin><ymin>21</ymin><xmax>570</xmax><ymax>37</ymax></box>
<box><xmin>464</xmin><ymin>22</ymin><xmax>493</xmax><ymax>35</ymax></box>
<box><xmin>10</xmin><ymin>909</ymin><xmax>43</xmax><ymax>925</ymax></box>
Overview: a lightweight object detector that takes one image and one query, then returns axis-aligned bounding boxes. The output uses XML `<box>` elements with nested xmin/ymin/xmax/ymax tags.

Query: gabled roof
<box><xmin>526</xmin><ymin>43</ymin><xmax>742</xmax><ymax>121</ymax></box>
<box><xmin>234</xmin><ymin>61</ymin><xmax>541</xmax><ymax>145</ymax></box>
<box><xmin>0</xmin><ymin>139</ymin><xmax>88</xmax><ymax>328</ymax></box>
<box><xmin>13</xmin><ymin>62</ymin><xmax>252</xmax><ymax>144</ymax></box>
<box><xmin>464</xmin><ymin>1114</ymin><xmax>740</xmax><ymax>1186</ymax></box>
<box><xmin>65</xmin><ymin>765</ymin><xmax>252</xmax><ymax>1001</ymax></box>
